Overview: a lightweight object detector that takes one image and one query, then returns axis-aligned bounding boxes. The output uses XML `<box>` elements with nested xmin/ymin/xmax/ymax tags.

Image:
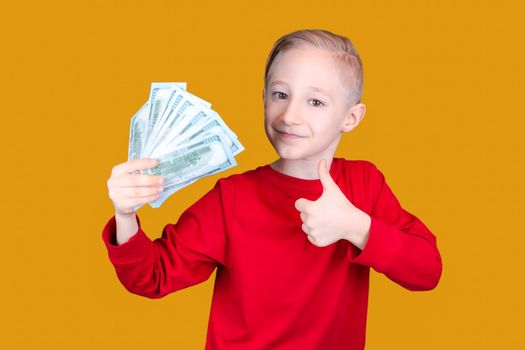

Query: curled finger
<box><xmin>301</xmin><ymin>223</ymin><xmax>311</xmax><ymax>234</ymax></box>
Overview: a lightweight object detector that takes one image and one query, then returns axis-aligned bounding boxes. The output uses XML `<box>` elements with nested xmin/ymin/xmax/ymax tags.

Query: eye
<box><xmin>271</xmin><ymin>91</ymin><xmax>287</xmax><ymax>100</ymax></box>
<box><xmin>308</xmin><ymin>99</ymin><xmax>325</xmax><ymax>107</ymax></box>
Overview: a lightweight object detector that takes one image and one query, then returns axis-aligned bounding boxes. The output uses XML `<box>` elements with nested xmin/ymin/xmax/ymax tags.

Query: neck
<box><xmin>270</xmin><ymin>157</ymin><xmax>334</xmax><ymax>180</ymax></box>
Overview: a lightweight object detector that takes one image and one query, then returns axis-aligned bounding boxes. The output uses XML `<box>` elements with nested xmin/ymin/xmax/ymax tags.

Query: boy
<box><xmin>103</xmin><ymin>29</ymin><xmax>443</xmax><ymax>350</ymax></box>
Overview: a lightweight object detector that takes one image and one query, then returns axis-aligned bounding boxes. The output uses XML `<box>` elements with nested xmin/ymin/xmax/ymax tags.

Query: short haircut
<box><xmin>264</xmin><ymin>29</ymin><xmax>364</xmax><ymax>106</ymax></box>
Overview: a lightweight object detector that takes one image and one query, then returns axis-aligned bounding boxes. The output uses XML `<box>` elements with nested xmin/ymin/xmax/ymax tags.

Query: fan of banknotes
<box><xmin>128</xmin><ymin>82</ymin><xmax>244</xmax><ymax>209</ymax></box>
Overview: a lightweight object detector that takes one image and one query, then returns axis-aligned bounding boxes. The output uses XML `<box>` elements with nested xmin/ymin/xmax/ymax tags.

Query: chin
<box><xmin>273</xmin><ymin>145</ymin><xmax>308</xmax><ymax>160</ymax></box>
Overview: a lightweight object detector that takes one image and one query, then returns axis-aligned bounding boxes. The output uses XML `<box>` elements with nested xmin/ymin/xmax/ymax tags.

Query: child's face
<box><xmin>263</xmin><ymin>45</ymin><xmax>364</xmax><ymax>162</ymax></box>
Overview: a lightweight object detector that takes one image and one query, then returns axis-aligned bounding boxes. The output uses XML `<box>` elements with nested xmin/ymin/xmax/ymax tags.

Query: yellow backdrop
<box><xmin>1</xmin><ymin>0</ymin><xmax>523</xmax><ymax>348</ymax></box>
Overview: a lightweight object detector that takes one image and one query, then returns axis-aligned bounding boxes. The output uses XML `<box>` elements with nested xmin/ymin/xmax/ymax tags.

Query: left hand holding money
<box><xmin>295</xmin><ymin>159</ymin><xmax>371</xmax><ymax>249</ymax></box>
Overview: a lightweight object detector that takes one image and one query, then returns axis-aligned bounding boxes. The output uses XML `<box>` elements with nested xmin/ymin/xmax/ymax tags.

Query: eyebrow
<box><xmin>270</xmin><ymin>80</ymin><xmax>333</xmax><ymax>100</ymax></box>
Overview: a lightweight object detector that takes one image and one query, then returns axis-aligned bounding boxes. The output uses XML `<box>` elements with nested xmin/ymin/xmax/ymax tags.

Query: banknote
<box><xmin>128</xmin><ymin>82</ymin><xmax>243</xmax><ymax>210</ymax></box>
<box><xmin>143</xmin><ymin>131</ymin><xmax>237</xmax><ymax>184</ymax></box>
<box><xmin>128</xmin><ymin>103</ymin><xmax>148</xmax><ymax>161</ymax></box>
<box><xmin>145</xmin><ymin>82</ymin><xmax>187</xmax><ymax>144</ymax></box>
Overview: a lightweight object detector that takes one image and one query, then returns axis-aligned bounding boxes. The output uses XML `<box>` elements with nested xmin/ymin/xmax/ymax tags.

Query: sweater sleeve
<box><xmin>348</xmin><ymin>163</ymin><xmax>443</xmax><ymax>291</ymax></box>
<box><xmin>101</xmin><ymin>177</ymin><xmax>233</xmax><ymax>299</ymax></box>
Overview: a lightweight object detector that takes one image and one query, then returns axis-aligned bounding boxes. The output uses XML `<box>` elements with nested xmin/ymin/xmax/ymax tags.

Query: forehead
<box><xmin>267</xmin><ymin>45</ymin><xmax>347</xmax><ymax>94</ymax></box>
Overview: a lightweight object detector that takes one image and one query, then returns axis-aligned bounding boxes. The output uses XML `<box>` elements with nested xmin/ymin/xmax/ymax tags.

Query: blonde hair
<box><xmin>264</xmin><ymin>29</ymin><xmax>363</xmax><ymax>106</ymax></box>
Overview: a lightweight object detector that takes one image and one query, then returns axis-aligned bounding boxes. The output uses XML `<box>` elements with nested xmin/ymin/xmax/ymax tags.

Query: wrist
<box><xmin>343</xmin><ymin>210</ymin><xmax>371</xmax><ymax>250</ymax></box>
<box><xmin>115</xmin><ymin>210</ymin><xmax>136</xmax><ymax>221</ymax></box>
<box><xmin>357</xmin><ymin>212</ymin><xmax>371</xmax><ymax>250</ymax></box>
<box><xmin>114</xmin><ymin>212</ymin><xmax>138</xmax><ymax>246</ymax></box>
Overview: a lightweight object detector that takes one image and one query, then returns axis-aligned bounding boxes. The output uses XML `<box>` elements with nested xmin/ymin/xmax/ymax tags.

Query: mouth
<box><xmin>276</xmin><ymin>129</ymin><xmax>305</xmax><ymax>140</ymax></box>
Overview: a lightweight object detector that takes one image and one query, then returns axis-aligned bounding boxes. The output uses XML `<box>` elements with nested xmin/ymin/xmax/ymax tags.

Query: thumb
<box><xmin>318</xmin><ymin>158</ymin><xmax>336</xmax><ymax>191</ymax></box>
<box><xmin>295</xmin><ymin>197</ymin><xmax>313</xmax><ymax>212</ymax></box>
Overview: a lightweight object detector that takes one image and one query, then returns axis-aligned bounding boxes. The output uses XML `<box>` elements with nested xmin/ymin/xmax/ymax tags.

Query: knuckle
<box><xmin>147</xmin><ymin>186</ymin><xmax>157</xmax><ymax>195</ymax></box>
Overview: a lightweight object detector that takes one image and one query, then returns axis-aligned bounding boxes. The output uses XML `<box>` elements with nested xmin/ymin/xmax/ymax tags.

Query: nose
<box><xmin>281</xmin><ymin>100</ymin><xmax>303</xmax><ymax>125</ymax></box>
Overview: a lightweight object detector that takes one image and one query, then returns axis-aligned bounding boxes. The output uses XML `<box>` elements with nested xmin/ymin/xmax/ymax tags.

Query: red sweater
<box><xmin>102</xmin><ymin>158</ymin><xmax>442</xmax><ymax>349</ymax></box>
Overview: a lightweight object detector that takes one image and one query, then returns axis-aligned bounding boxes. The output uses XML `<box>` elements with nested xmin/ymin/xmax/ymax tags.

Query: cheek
<box><xmin>264</xmin><ymin>103</ymin><xmax>280</xmax><ymax>118</ymax></box>
<box><xmin>263</xmin><ymin>111</ymin><xmax>274</xmax><ymax>129</ymax></box>
<box><xmin>264</xmin><ymin>111</ymin><xmax>283</xmax><ymax>129</ymax></box>
<box><xmin>263</xmin><ymin>114</ymin><xmax>275</xmax><ymax>137</ymax></box>
<box><xmin>310</xmin><ymin>118</ymin><xmax>331</xmax><ymax>132</ymax></box>
<box><xmin>311</xmin><ymin>115</ymin><xmax>340</xmax><ymax>137</ymax></box>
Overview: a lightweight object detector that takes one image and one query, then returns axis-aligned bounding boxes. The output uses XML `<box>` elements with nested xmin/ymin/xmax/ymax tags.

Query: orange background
<box><xmin>1</xmin><ymin>0</ymin><xmax>524</xmax><ymax>348</ymax></box>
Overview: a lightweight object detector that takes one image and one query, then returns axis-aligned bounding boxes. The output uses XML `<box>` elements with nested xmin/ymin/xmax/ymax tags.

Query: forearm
<box><xmin>115</xmin><ymin>212</ymin><xmax>139</xmax><ymax>245</ymax></box>
<box><xmin>103</xmin><ymin>214</ymin><xmax>172</xmax><ymax>298</ymax></box>
<box><xmin>347</xmin><ymin>215</ymin><xmax>443</xmax><ymax>291</ymax></box>
<box><xmin>102</xmin><ymin>209</ymin><xmax>221</xmax><ymax>298</ymax></box>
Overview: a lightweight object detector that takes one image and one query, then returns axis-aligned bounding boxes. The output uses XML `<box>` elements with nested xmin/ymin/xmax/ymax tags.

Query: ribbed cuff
<box><xmin>348</xmin><ymin>216</ymin><xmax>402</xmax><ymax>274</ymax></box>
<box><xmin>101</xmin><ymin>215</ymin><xmax>152</xmax><ymax>265</ymax></box>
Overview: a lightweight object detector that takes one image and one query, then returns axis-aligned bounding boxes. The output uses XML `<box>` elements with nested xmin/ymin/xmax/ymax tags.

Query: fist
<box><xmin>294</xmin><ymin>159</ymin><xmax>371</xmax><ymax>248</ymax></box>
<box><xmin>106</xmin><ymin>158</ymin><xmax>165</xmax><ymax>216</ymax></box>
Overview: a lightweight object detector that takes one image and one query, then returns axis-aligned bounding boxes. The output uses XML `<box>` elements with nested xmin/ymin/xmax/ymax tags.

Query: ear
<box><xmin>262</xmin><ymin>88</ymin><xmax>266</xmax><ymax>104</ymax></box>
<box><xmin>341</xmin><ymin>102</ymin><xmax>366</xmax><ymax>132</ymax></box>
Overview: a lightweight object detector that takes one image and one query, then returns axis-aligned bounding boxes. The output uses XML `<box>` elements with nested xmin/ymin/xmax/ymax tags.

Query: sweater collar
<box><xmin>257</xmin><ymin>158</ymin><xmax>341</xmax><ymax>196</ymax></box>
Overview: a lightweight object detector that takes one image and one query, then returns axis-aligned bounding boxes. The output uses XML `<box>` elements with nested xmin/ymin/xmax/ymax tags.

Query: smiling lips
<box><xmin>276</xmin><ymin>129</ymin><xmax>305</xmax><ymax>140</ymax></box>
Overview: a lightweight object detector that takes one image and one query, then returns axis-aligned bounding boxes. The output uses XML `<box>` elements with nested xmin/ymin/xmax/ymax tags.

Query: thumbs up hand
<box><xmin>294</xmin><ymin>159</ymin><xmax>371</xmax><ymax>249</ymax></box>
